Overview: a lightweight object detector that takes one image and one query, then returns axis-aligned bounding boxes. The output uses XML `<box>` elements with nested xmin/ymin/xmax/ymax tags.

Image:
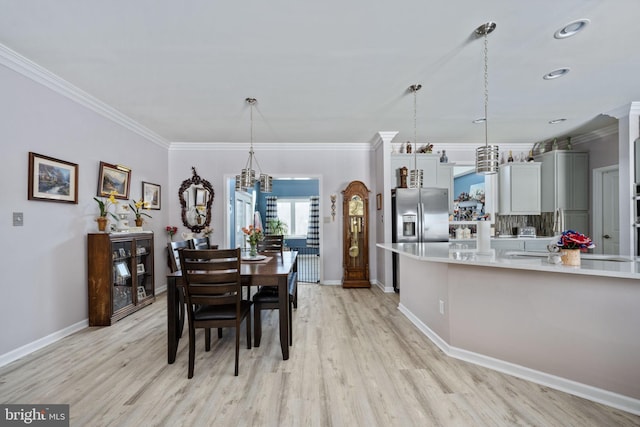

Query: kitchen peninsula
<box><xmin>378</xmin><ymin>242</ymin><xmax>640</xmax><ymax>415</ymax></box>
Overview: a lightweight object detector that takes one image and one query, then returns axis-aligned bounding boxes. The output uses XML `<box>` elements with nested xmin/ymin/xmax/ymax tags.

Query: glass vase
<box><xmin>249</xmin><ymin>242</ymin><xmax>258</xmax><ymax>258</ymax></box>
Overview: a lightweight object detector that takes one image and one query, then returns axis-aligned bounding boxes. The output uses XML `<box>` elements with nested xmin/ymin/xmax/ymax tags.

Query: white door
<box><xmin>235</xmin><ymin>192</ymin><xmax>253</xmax><ymax>250</ymax></box>
<box><xmin>601</xmin><ymin>169</ymin><xmax>619</xmax><ymax>254</ymax></box>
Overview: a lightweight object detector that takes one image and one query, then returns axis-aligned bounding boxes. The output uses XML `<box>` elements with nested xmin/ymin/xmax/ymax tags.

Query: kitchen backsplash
<box><xmin>495</xmin><ymin>213</ymin><xmax>555</xmax><ymax>237</ymax></box>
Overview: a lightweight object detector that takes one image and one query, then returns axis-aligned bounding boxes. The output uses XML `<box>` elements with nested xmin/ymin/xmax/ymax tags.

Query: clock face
<box><xmin>349</xmin><ymin>196</ymin><xmax>364</xmax><ymax>216</ymax></box>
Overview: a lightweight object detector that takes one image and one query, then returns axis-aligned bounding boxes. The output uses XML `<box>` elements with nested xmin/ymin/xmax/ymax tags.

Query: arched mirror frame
<box><xmin>179</xmin><ymin>167</ymin><xmax>214</xmax><ymax>233</ymax></box>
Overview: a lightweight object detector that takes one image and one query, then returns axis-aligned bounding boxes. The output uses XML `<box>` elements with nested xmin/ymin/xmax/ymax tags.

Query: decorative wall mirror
<box><xmin>179</xmin><ymin>167</ymin><xmax>214</xmax><ymax>233</ymax></box>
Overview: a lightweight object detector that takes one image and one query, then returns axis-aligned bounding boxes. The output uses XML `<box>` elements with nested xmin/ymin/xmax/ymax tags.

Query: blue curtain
<box><xmin>306</xmin><ymin>196</ymin><xmax>319</xmax><ymax>247</ymax></box>
<box><xmin>265</xmin><ymin>196</ymin><xmax>277</xmax><ymax>225</ymax></box>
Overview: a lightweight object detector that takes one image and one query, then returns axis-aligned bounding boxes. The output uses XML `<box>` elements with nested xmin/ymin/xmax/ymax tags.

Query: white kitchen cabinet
<box><xmin>437</xmin><ymin>163</ymin><xmax>454</xmax><ymax>213</ymax></box>
<box><xmin>524</xmin><ymin>238</ymin><xmax>555</xmax><ymax>252</ymax></box>
<box><xmin>391</xmin><ymin>153</ymin><xmax>453</xmax><ymax>212</ymax></box>
<box><xmin>564</xmin><ymin>211</ymin><xmax>589</xmax><ymax>234</ymax></box>
<box><xmin>498</xmin><ymin>163</ymin><xmax>541</xmax><ymax>215</ymax></box>
<box><xmin>491</xmin><ymin>239</ymin><xmax>525</xmax><ymax>251</ymax></box>
<box><xmin>536</xmin><ymin>151</ymin><xmax>589</xmax><ymax>212</ymax></box>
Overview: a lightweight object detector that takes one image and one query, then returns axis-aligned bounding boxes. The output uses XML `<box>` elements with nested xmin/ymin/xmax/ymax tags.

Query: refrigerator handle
<box><xmin>417</xmin><ymin>203</ymin><xmax>423</xmax><ymax>241</ymax></box>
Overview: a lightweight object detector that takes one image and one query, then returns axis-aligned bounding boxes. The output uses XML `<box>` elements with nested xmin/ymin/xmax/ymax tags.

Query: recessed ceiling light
<box><xmin>543</xmin><ymin>68</ymin><xmax>571</xmax><ymax>80</ymax></box>
<box><xmin>549</xmin><ymin>118</ymin><xmax>567</xmax><ymax>124</ymax></box>
<box><xmin>472</xmin><ymin>118</ymin><xmax>486</xmax><ymax>124</ymax></box>
<box><xmin>554</xmin><ymin>19</ymin><xmax>590</xmax><ymax>39</ymax></box>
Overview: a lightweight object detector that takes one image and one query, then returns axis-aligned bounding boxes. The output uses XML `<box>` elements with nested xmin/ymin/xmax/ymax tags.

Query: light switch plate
<box><xmin>13</xmin><ymin>212</ymin><xmax>24</xmax><ymax>226</ymax></box>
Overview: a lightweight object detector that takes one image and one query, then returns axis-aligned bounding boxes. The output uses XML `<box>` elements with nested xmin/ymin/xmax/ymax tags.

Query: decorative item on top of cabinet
<box><xmin>88</xmin><ymin>232</ymin><xmax>155</xmax><ymax>326</ymax></box>
<box><xmin>342</xmin><ymin>180</ymin><xmax>370</xmax><ymax>288</ymax></box>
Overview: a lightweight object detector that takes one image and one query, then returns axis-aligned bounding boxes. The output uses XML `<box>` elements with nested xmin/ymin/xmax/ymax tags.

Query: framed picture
<box><xmin>376</xmin><ymin>193</ymin><xmax>382</xmax><ymax>210</ymax></box>
<box><xmin>97</xmin><ymin>161</ymin><xmax>131</xmax><ymax>200</ymax></box>
<box><xmin>142</xmin><ymin>181</ymin><xmax>161</xmax><ymax>210</ymax></box>
<box><xmin>28</xmin><ymin>152</ymin><xmax>78</xmax><ymax>204</ymax></box>
<box><xmin>195</xmin><ymin>187</ymin><xmax>206</xmax><ymax>207</ymax></box>
<box><xmin>137</xmin><ymin>286</ymin><xmax>147</xmax><ymax>300</ymax></box>
<box><xmin>115</xmin><ymin>262</ymin><xmax>131</xmax><ymax>279</ymax></box>
<box><xmin>118</xmin><ymin>248</ymin><xmax>127</xmax><ymax>258</ymax></box>
<box><xmin>136</xmin><ymin>263</ymin><xmax>145</xmax><ymax>274</ymax></box>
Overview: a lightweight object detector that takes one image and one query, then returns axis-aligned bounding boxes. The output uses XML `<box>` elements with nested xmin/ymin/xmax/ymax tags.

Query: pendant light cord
<box><xmin>483</xmin><ymin>24</ymin><xmax>489</xmax><ymax>150</ymax></box>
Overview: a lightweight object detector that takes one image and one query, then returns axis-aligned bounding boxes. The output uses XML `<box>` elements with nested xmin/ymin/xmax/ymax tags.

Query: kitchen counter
<box><xmin>377</xmin><ymin>242</ymin><xmax>640</xmax><ymax>414</ymax></box>
<box><xmin>379</xmin><ymin>242</ymin><xmax>640</xmax><ymax>280</ymax></box>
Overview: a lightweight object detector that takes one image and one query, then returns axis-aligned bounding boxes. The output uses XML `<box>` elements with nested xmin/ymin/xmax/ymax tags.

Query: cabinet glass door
<box><xmin>111</xmin><ymin>240</ymin><xmax>133</xmax><ymax>312</ymax></box>
<box><xmin>134</xmin><ymin>238</ymin><xmax>153</xmax><ymax>302</ymax></box>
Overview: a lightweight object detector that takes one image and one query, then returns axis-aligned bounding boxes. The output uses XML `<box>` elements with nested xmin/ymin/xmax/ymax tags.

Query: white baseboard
<box><xmin>398</xmin><ymin>303</ymin><xmax>640</xmax><ymax>416</ymax></box>
<box><xmin>0</xmin><ymin>319</ymin><xmax>88</xmax><ymax>368</ymax></box>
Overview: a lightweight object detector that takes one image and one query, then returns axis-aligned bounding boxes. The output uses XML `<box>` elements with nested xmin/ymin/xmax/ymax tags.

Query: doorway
<box><xmin>225</xmin><ymin>176</ymin><xmax>322</xmax><ymax>283</ymax></box>
<box><xmin>593</xmin><ymin>166</ymin><xmax>619</xmax><ymax>255</ymax></box>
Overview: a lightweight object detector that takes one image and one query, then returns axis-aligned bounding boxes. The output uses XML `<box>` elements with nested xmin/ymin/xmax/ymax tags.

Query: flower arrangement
<box><xmin>203</xmin><ymin>226</ymin><xmax>213</xmax><ymax>237</ymax></box>
<box><xmin>129</xmin><ymin>199</ymin><xmax>153</xmax><ymax>221</ymax></box>
<box><xmin>94</xmin><ymin>190</ymin><xmax>119</xmax><ymax>220</ymax></box>
<box><xmin>242</xmin><ymin>225</ymin><xmax>264</xmax><ymax>246</ymax></box>
<box><xmin>557</xmin><ymin>230</ymin><xmax>595</xmax><ymax>251</ymax></box>
<box><xmin>166</xmin><ymin>225</ymin><xmax>178</xmax><ymax>239</ymax></box>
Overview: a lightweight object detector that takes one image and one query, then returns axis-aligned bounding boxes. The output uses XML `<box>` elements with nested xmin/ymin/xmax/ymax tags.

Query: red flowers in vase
<box><xmin>557</xmin><ymin>230</ymin><xmax>595</xmax><ymax>251</ymax></box>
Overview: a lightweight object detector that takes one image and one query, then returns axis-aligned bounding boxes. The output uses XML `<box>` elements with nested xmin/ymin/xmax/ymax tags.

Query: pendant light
<box><xmin>475</xmin><ymin>22</ymin><xmax>499</xmax><ymax>175</ymax></box>
<box><xmin>409</xmin><ymin>84</ymin><xmax>423</xmax><ymax>188</ymax></box>
<box><xmin>236</xmin><ymin>98</ymin><xmax>272</xmax><ymax>192</ymax></box>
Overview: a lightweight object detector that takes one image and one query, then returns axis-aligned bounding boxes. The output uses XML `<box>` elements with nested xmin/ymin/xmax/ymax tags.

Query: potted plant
<box><xmin>267</xmin><ymin>218</ymin><xmax>288</xmax><ymax>236</ymax></box>
<box><xmin>129</xmin><ymin>199</ymin><xmax>152</xmax><ymax>226</ymax></box>
<box><xmin>94</xmin><ymin>190</ymin><xmax>119</xmax><ymax>231</ymax></box>
<box><xmin>556</xmin><ymin>230</ymin><xmax>595</xmax><ymax>266</ymax></box>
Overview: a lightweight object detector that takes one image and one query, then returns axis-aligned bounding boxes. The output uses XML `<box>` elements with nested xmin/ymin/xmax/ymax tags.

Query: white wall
<box><xmin>168</xmin><ymin>143</ymin><xmax>373</xmax><ymax>284</ymax></box>
<box><xmin>0</xmin><ymin>63</ymin><xmax>169</xmax><ymax>360</ymax></box>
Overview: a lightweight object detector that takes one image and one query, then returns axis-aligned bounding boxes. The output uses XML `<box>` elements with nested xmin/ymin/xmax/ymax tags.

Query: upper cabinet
<box><xmin>498</xmin><ymin>162</ymin><xmax>541</xmax><ymax>215</ymax></box>
<box><xmin>535</xmin><ymin>151</ymin><xmax>589</xmax><ymax>212</ymax></box>
<box><xmin>391</xmin><ymin>153</ymin><xmax>453</xmax><ymax>212</ymax></box>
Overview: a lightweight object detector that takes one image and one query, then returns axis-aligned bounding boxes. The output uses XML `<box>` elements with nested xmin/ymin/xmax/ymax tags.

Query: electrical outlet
<box><xmin>13</xmin><ymin>212</ymin><xmax>24</xmax><ymax>226</ymax></box>
<box><xmin>439</xmin><ymin>299</ymin><xmax>445</xmax><ymax>315</ymax></box>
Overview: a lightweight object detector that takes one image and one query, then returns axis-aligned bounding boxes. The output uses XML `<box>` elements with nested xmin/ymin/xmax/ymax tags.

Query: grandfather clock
<box><xmin>342</xmin><ymin>180</ymin><xmax>370</xmax><ymax>288</ymax></box>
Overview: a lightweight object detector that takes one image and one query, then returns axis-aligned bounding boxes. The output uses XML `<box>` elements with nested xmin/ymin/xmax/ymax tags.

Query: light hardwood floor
<box><xmin>1</xmin><ymin>284</ymin><xmax>638</xmax><ymax>426</ymax></box>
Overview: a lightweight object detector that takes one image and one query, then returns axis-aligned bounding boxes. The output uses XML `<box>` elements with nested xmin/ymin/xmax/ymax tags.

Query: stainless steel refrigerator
<box><xmin>391</xmin><ymin>187</ymin><xmax>449</xmax><ymax>292</ymax></box>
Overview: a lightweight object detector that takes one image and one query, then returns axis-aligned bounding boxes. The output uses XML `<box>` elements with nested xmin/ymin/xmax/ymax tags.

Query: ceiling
<box><xmin>0</xmin><ymin>1</ymin><xmax>637</xmax><ymax>146</ymax></box>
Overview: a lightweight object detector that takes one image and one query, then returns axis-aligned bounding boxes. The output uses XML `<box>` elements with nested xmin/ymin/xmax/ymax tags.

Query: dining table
<box><xmin>166</xmin><ymin>250</ymin><xmax>298</xmax><ymax>364</ymax></box>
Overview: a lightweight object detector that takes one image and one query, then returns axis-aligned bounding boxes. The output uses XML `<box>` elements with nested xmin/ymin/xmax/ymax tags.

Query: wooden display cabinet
<box><xmin>342</xmin><ymin>180</ymin><xmax>370</xmax><ymax>288</ymax></box>
<box><xmin>88</xmin><ymin>232</ymin><xmax>155</xmax><ymax>326</ymax></box>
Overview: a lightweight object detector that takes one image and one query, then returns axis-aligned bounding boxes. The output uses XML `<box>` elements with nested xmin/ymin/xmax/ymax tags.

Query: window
<box><xmin>276</xmin><ymin>198</ymin><xmax>310</xmax><ymax>237</ymax></box>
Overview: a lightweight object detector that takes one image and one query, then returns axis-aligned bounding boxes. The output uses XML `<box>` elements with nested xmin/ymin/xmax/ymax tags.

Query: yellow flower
<box><xmin>129</xmin><ymin>199</ymin><xmax>153</xmax><ymax>220</ymax></box>
<box><xmin>94</xmin><ymin>190</ymin><xmax>119</xmax><ymax>219</ymax></box>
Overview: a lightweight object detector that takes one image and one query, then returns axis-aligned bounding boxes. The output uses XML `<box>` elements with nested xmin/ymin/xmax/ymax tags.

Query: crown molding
<box><xmin>0</xmin><ymin>43</ymin><xmax>169</xmax><ymax>149</ymax></box>
<box><xmin>169</xmin><ymin>142</ymin><xmax>374</xmax><ymax>151</ymax></box>
<box><xmin>571</xmin><ymin>123</ymin><xmax>619</xmax><ymax>145</ymax></box>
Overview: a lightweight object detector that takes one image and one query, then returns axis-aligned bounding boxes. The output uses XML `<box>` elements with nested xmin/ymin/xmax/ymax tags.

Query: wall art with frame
<box><xmin>28</xmin><ymin>152</ymin><xmax>78</xmax><ymax>204</ymax></box>
<box><xmin>97</xmin><ymin>161</ymin><xmax>131</xmax><ymax>200</ymax></box>
<box><xmin>142</xmin><ymin>181</ymin><xmax>161</xmax><ymax>210</ymax></box>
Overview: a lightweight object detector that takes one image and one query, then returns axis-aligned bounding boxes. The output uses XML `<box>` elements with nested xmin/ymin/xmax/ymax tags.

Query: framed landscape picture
<box><xmin>28</xmin><ymin>152</ymin><xmax>78</xmax><ymax>204</ymax></box>
<box><xmin>97</xmin><ymin>161</ymin><xmax>130</xmax><ymax>200</ymax></box>
<box><xmin>142</xmin><ymin>181</ymin><xmax>161</xmax><ymax>210</ymax></box>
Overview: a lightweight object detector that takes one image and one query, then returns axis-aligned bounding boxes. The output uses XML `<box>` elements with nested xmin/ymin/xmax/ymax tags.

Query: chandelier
<box><xmin>475</xmin><ymin>22</ymin><xmax>499</xmax><ymax>175</ymax></box>
<box><xmin>236</xmin><ymin>97</ymin><xmax>272</xmax><ymax>192</ymax></box>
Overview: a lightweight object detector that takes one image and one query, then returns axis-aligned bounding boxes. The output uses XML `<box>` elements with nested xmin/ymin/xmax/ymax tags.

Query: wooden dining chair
<box><xmin>168</xmin><ymin>240</ymin><xmax>193</xmax><ymax>338</ymax></box>
<box><xmin>253</xmin><ymin>271</ymin><xmax>297</xmax><ymax>347</ymax></box>
<box><xmin>191</xmin><ymin>236</ymin><xmax>215</xmax><ymax>250</ymax></box>
<box><xmin>257</xmin><ymin>234</ymin><xmax>284</xmax><ymax>256</ymax></box>
<box><xmin>178</xmin><ymin>248</ymin><xmax>252</xmax><ymax>378</ymax></box>
<box><xmin>168</xmin><ymin>240</ymin><xmax>193</xmax><ymax>272</ymax></box>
